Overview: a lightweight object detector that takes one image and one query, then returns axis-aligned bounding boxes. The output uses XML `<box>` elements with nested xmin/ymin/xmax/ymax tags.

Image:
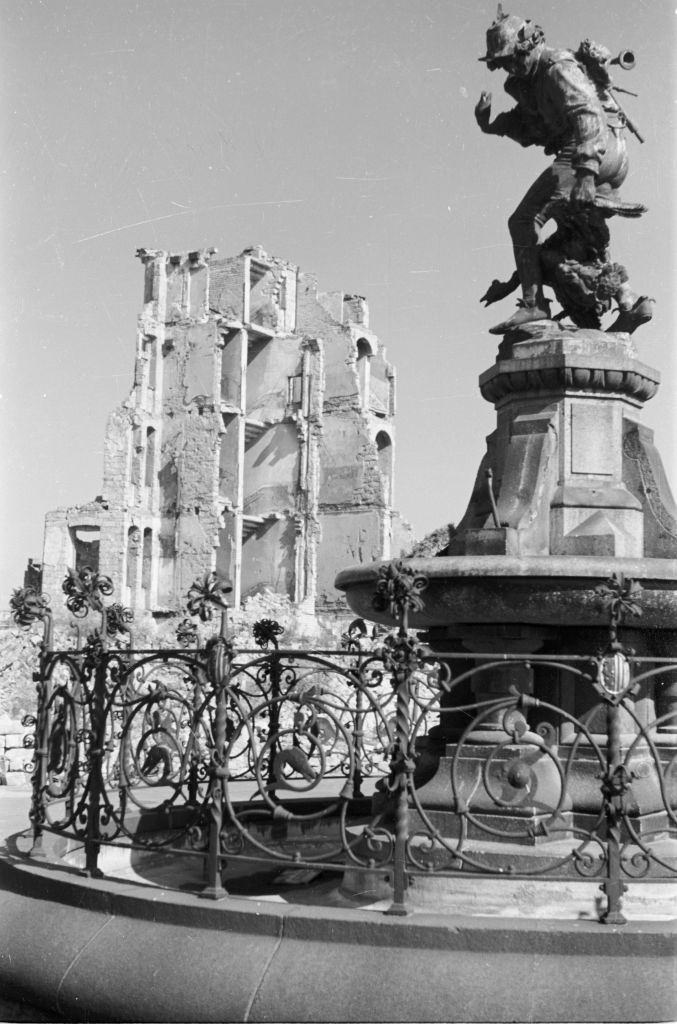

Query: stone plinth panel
<box><xmin>448</xmin><ymin>325</ymin><xmax>676</xmax><ymax>560</ymax></box>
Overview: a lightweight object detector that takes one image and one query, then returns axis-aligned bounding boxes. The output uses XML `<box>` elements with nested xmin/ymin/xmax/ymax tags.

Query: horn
<box><xmin>611</xmin><ymin>49</ymin><xmax>635</xmax><ymax>70</ymax></box>
<box><xmin>496</xmin><ymin>3</ymin><xmax>505</xmax><ymax>19</ymax></box>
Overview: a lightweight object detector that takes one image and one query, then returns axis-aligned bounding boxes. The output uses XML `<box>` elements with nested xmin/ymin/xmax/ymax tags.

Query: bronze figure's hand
<box><xmin>475</xmin><ymin>91</ymin><xmax>492</xmax><ymax>132</ymax></box>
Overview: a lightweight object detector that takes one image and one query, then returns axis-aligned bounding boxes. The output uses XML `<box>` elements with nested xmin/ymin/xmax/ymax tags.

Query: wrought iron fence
<box><xmin>8</xmin><ymin>564</ymin><xmax>677</xmax><ymax>925</ymax></box>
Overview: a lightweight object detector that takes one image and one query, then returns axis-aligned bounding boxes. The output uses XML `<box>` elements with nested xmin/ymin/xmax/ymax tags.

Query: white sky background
<box><xmin>0</xmin><ymin>0</ymin><xmax>675</xmax><ymax>601</ymax></box>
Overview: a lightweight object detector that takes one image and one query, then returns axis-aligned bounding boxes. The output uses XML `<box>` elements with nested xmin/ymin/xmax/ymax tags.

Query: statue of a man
<box><xmin>475</xmin><ymin>5</ymin><xmax>652</xmax><ymax>334</ymax></box>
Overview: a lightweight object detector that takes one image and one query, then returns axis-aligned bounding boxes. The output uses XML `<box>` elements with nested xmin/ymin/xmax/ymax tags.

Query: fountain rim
<box><xmin>0</xmin><ymin>834</ymin><xmax>674</xmax><ymax>1024</ymax></box>
<box><xmin>335</xmin><ymin>555</ymin><xmax>677</xmax><ymax>630</ymax></box>
<box><xmin>335</xmin><ymin>555</ymin><xmax>677</xmax><ymax>588</ymax></box>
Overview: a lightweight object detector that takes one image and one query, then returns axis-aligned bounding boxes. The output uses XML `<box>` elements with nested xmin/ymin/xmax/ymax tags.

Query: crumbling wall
<box><xmin>245</xmin><ymin>336</ymin><xmax>302</xmax><ymax>422</ymax></box>
<box><xmin>209</xmin><ymin>256</ymin><xmax>246</xmax><ymax>323</ymax></box>
<box><xmin>40</xmin><ymin>245</ymin><xmax>410</xmax><ymax>621</ymax></box>
<box><xmin>391</xmin><ymin>512</ymin><xmax>415</xmax><ymax>557</ymax></box>
<box><xmin>221</xmin><ymin>333</ymin><xmax>243</xmax><ymax>409</ymax></box>
<box><xmin>241</xmin><ymin>518</ymin><xmax>296</xmax><ymax>600</ymax></box>
<box><xmin>369</xmin><ymin>349</ymin><xmax>395</xmax><ymax>417</ymax></box>
<box><xmin>158</xmin><ymin>321</ymin><xmax>221</xmax><ymax>603</ymax></box>
<box><xmin>102</xmin><ymin>406</ymin><xmax>134</xmax><ymax>507</ymax></box>
<box><xmin>41</xmin><ymin>510</ymin><xmax>74</xmax><ymax>603</ymax></box>
<box><xmin>296</xmin><ymin>269</ymin><xmax>398</xmax><ymax>609</ymax></box>
<box><xmin>42</xmin><ymin>503</ymin><xmax>113</xmax><ymax>611</ymax></box>
<box><xmin>219</xmin><ymin>418</ymin><xmax>239</xmax><ymax>504</ymax></box>
<box><xmin>216</xmin><ymin>513</ymin><xmax>237</xmax><ymax>586</ymax></box>
<box><xmin>173</xmin><ymin>407</ymin><xmax>221</xmax><ymax>598</ymax></box>
<box><xmin>318</xmin><ymin>418</ymin><xmax>384</xmax><ymax>507</ymax></box>
<box><xmin>315</xmin><ymin>510</ymin><xmax>383</xmax><ymax>608</ymax></box>
<box><xmin>161</xmin><ymin>322</ymin><xmax>218</xmax><ymax>411</ymax></box>
<box><xmin>244</xmin><ymin>425</ymin><xmax>299</xmax><ymax>516</ymax></box>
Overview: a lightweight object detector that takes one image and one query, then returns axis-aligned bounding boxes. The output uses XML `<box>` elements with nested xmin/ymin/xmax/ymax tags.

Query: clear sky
<box><xmin>1</xmin><ymin>0</ymin><xmax>675</xmax><ymax>601</ymax></box>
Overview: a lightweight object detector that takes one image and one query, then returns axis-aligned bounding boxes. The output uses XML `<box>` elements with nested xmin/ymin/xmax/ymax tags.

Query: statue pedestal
<box><xmin>450</xmin><ymin>324</ymin><xmax>675</xmax><ymax>561</ymax></box>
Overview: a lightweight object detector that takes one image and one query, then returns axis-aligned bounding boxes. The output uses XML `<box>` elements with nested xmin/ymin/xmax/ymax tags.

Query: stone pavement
<box><xmin>0</xmin><ymin>784</ymin><xmax>31</xmax><ymax>847</ymax></box>
<box><xmin>0</xmin><ymin>787</ymin><xmax>60</xmax><ymax>1021</ymax></box>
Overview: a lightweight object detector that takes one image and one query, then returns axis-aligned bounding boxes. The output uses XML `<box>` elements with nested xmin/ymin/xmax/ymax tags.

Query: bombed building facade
<box><xmin>41</xmin><ymin>246</ymin><xmax>412</xmax><ymax>618</ymax></box>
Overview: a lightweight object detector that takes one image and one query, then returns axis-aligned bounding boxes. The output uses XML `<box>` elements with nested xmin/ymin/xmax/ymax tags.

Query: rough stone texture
<box><xmin>41</xmin><ymin>246</ymin><xmax>412</xmax><ymax>619</ymax></box>
<box><xmin>0</xmin><ymin>714</ymin><xmax>33</xmax><ymax>786</ymax></box>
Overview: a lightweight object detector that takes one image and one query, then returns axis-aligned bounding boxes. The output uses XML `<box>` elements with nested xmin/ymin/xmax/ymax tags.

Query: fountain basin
<box><xmin>1</xmin><ymin>831</ymin><xmax>675</xmax><ymax>1024</ymax></box>
<box><xmin>335</xmin><ymin>555</ymin><xmax>677</xmax><ymax>632</ymax></box>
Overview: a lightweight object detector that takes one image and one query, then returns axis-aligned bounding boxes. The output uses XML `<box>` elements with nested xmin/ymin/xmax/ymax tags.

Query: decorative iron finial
<box><xmin>9</xmin><ymin>587</ymin><xmax>51</xmax><ymax>627</ymax></box>
<box><xmin>185</xmin><ymin>571</ymin><xmax>232</xmax><ymax>623</ymax></box>
<box><xmin>372</xmin><ymin>561</ymin><xmax>427</xmax><ymax>631</ymax></box>
<box><xmin>176</xmin><ymin>617</ymin><xmax>199</xmax><ymax>648</ymax></box>
<box><xmin>252</xmin><ymin>618</ymin><xmax>284</xmax><ymax>649</ymax></box>
<box><xmin>104</xmin><ymin>603</ymin><xmax>134</xmax><ymax>638</ymax></box>
<box><xmin>61</xmin><ymin>567</ymin><xmax>114</xmax><ymax>617</ymax></box>
<box><xmin>341</xmin><ymin>618</ymin><xmax>368</xmax><ymax>652</ymax></box>
<box><xmin>595</xmin><ymin>572</ymin><xmax>642</xmax><ymax>646</ymax></box>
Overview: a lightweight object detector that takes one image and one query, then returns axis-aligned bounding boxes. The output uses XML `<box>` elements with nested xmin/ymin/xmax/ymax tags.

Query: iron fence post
<box><xmin>116</xmin><ymin>667</ymin><xmax>135</xmax><ymax>826</ymax></box>
<box><xmin>83</xmin><ymin>649</ymin><xmax>107</xmax><ymax>878</ymax></box>
<box><xmin>202</xmin><ymin>675</ymin><xmax>228</xmax><ymax>899</ymax></box>
<box><xmin>593</xmin><ymin>573</ymin><xmax>641</xmax><ymax>925</ymax></box>
<box><xmin>385</xmin><ymin>658</ymin><xmax>412</xmax><ymax>916</ymax></box>
<box><xmin>372</xmin><ymin>561</ymin><xmax>428</xmax><ymax>916</ymax></box>
<box><xmin>267</xmin><ymin>651</ymin><xmax>282</xmax><ymax>793</ymax></box>
<box><xmin>600</xmin><ymin>699</ymin><xmax>628</xmax><ymax>924</ymax></box>
<box><xmin>201</xmin><ymin>614</ymin><xmax>232</xmax><ymax>900</ymax></box>
<box><xmin>29</xmin><ymin>612</ymin><xmax>53</xmax><ymax>860</ymax></box>
<box><xmin>353</xmin><ymin>685</ymin><xmax>365</xmax><ymax>799</ymax></box>
<box><xmin>187</xmin><ymin>665</ymin><xmax>203</xmax><ymax>808</ymax></box>
<box><xmin>8</xmin><ymin>587</ymin><xmax>54</xmax><ymax>859</ymax></box>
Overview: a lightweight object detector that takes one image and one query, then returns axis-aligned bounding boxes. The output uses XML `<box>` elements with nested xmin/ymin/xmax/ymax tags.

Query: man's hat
<box><xmin>479</xmin><ymin>4</ymin><xmax>542</xmax><ymax>66</ymax></box>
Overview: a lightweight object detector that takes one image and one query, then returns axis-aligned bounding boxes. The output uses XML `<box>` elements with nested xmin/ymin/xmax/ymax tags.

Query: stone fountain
<box><xmin>336</xmin><ymin>320</ymin><xmax>677</xmax><ymax>877</ymax></box>
<box><xmin>336</xmin><ymin>6</ymin><xmax>677</xmax><ymax>896</ymax></box>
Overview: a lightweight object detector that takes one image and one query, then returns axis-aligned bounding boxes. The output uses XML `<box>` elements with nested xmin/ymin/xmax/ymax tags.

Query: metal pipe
<box><xmin>485</xmin><ymin>468</ymin><xmax>502</xmax><ymax>528</ymax></box>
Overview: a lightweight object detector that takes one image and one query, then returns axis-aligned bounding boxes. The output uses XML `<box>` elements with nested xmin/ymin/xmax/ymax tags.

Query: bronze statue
<box><xmin>475</xmin><ymin>5</ymin><xmax>652</xmax><ymax>335</ymax></box>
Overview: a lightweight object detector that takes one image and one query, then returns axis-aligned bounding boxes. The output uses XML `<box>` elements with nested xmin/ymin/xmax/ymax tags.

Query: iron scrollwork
<box><xmin>13</xmin><ymin>561</ymin><xmax>675</xmax><ymax>922</ymax></box>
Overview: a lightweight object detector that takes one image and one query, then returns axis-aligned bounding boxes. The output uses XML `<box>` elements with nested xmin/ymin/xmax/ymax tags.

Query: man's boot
<box><xmin>489</xmin><ymin>298</ymin><xmax>551</xmax><ymax>335</ymax></box>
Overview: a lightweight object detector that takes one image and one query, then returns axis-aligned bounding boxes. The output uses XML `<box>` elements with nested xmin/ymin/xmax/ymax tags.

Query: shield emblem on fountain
<box><xmin>597</xmin><ymin>651</ymin><xmax>631</xmax><ymax>696</ymax></box>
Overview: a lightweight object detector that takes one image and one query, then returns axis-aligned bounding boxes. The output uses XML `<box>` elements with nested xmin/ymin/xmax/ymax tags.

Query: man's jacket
<box><xmin>490</xmin><ymin>47</ymin><xmax>624</xmax><ymax>175</ymax></box>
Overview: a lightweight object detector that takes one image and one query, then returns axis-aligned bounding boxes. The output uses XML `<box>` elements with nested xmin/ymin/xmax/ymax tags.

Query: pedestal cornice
<box><xmin>479</xmin><ymin>327</ymin><xmax>660</xmax><ymax>406</ymax></box>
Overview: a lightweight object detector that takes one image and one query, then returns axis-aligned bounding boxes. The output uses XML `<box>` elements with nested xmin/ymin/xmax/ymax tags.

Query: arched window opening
<box><xmin>146</xmin><ymin>338</ymin><xmax>157</xmax><ymax>393</ymax></box>
<box><xmin>376</xmin><ymin>431</ymin><xmax>393</xmax><ymax>505</ymax></box>
<box><xmin>142</xmin><ymin>528</ymin><xmax>153</xmax><ymax>594</ymax></box>
<box><xmin>71</xmin><ymin>527</ymin><xmax>100</xmax><ymax>575</ymax></box>
<box><xmin>356</xmin><ymin>339</ymin><xmax>371</xmax><ymax>410</ymax></box>
<box><xmin>126</xmin><ymin>527</ymin><xmax>141</xmax><ymax>589</ymax></box>
<box><xmin>145</xmin><ymin>427</ymin><xmax>156</xmax><ymax>488</ymax></box>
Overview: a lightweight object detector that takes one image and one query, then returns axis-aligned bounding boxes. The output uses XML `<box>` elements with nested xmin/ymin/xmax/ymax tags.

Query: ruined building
<box><xmin>42</xmin><ymin>246</ymin><xmax>412</xmax><ymax>617</ymax></box>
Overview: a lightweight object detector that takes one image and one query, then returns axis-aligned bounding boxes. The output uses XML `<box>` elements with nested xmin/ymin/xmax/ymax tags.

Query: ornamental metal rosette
<box><xmin>62</xmin><ymin>566</ymin><xmax>114</xmax><ymax>617</ymax></box>
<box><xmin>185</xmin><ymin>571</ymin><xmax>232</xmax><ymax>624</ymax></box>
<box><xmin>372</xmin><ymin>560</ymin><xmax>428</xmax><ymax>634</ymax></box>
<box><xmin>10</xmin><ymin>586</ymin><xmax>52</xmax><ymax>629</ymax></box>
<box><xmin>175</xmin><ymin>617</ymin><xmax>198</xmax><ymax>648</ymax></box>
<box><xmin>252</xmin><ymin>617</ymin><xmax>285</xmax><ymax>650</ymax></box>
<box><xmin>594</xmin><ymin>572</ymin><xmax>642</xmax><ymax>647</ymax></box>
